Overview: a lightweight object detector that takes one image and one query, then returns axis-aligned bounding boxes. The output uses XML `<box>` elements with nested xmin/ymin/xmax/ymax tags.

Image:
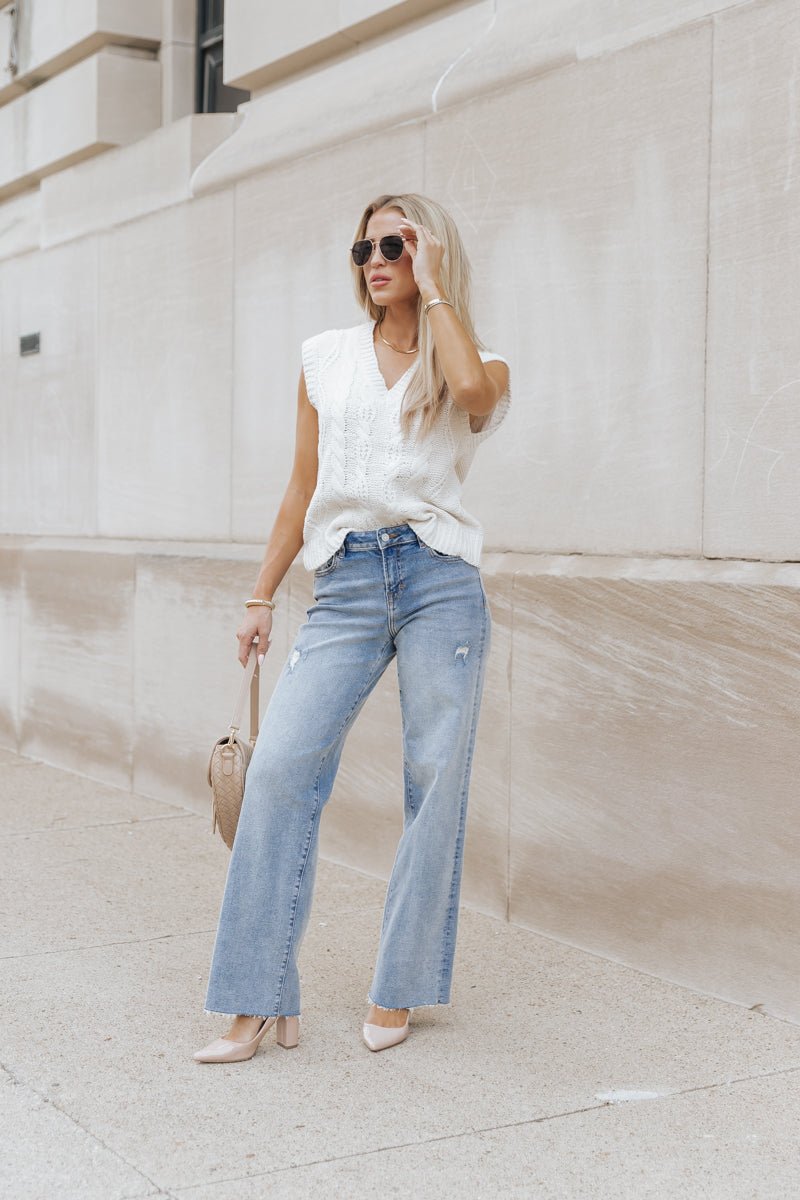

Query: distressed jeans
<box><xmin>203</xmin><ymin>522</ymin><xmax>491</xmax><ymax>1019</ymax></box>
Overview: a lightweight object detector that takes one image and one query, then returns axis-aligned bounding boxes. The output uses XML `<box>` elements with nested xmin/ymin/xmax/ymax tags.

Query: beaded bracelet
<box><xmin>245</xmin><ymin>598</ymin><xmax>276</xmax><ymax>610</ymax></box>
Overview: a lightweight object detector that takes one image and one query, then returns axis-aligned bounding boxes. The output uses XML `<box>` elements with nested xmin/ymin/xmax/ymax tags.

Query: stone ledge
<box><xmin>39</xmin><ymin>113</ymin><xmax>236</xmax><ymax>249</ymax></box>
<box><xmin>0</xmin><ymin>0</ymin><xmax>161</xmax><ymax>105</ymax></box>
<box><xmin>1</xmin><ymin>536</ymin><xmax>798</xmax><ymax>587</ymax></box>
<box><xmin>0</xmin><ymin>50</ymin><xmax>162</xmax><ymax>204</ymax></box>
<box><xmin>189</xmin><ymin>2</ymin><xmax>493</xmax><ymax>198</ymax></box>
<box><xmin>189</xmin><ymin>0</ymin><xmax>750</xmax><ymax>198</ymax></box>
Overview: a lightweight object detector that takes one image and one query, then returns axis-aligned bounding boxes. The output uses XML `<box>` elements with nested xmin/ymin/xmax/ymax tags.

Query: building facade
<box><xmin>1</xmin><ymin>0</ymin><xmax>799</xmax><ymax>1021</ymax></box>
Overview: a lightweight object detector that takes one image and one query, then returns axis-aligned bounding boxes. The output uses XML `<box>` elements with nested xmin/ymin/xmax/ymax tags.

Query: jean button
<box><xmin>380</xmin><ymin>532</ymin><xmax>389</xmax><ymax>542</ymax></box>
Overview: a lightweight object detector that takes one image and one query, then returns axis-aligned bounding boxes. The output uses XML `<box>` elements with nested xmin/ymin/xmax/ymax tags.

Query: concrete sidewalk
<box><xmin>2</xmin><ymin>745</ymin><xmax>799</xmax><ymax>1199</ymax></box>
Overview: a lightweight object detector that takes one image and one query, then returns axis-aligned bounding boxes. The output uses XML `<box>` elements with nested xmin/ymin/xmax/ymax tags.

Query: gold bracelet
<box><xmin>245</xmin><ymin>598</ymin><xmax>276</xmax><ymax>610</ymax></box>
<box><xmin>423</xmin><ymin>297</ymin><xmax>453</xmax><ymax>316</ymax></box>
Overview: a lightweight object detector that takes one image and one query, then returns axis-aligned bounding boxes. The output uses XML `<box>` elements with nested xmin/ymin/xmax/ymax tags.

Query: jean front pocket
<box><xmin>313</xmin><ymin>545</ymin><xmax>345</xmax><ymax>577</ymax></box>
<box><xmin>420</xmin><ymin>539</ymin><xmax>463</xmax><ymax>562</ymax></box>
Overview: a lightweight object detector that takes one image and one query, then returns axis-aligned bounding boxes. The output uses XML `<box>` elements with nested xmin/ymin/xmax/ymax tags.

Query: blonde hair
<box><xmin>350</xmin><ymin>192</ymin><xmax>487</xmax><ymax>441</ymax></box>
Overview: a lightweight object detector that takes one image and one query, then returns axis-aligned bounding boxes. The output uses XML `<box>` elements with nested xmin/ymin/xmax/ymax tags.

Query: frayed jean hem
<box><xmin>203</xmin><ymin>1006</ymin><xmax>301</xmax><ymax>1019</ymax></box>
<box><xmin>366</xmin><ymin>992</ymin><xmax>451</xmax><ymax>1011</ymax></box>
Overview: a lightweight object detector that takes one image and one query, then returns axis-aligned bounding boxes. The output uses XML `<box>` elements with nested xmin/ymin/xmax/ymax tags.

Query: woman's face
<box><xmin>362</xmin><ymin>207</ymin><xmax>418</xmax><ymax>305</ymax></box>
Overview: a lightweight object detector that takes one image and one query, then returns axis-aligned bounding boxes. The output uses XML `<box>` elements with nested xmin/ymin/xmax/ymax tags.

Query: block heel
<box><xmin>193</xmin><ymin>1013</ymin><xmax>300</xmax><ymax>1062</ymax></box>
<box><xmin>276</xmin><ymin>1014</ymin><xmax>300</xmax><ymax>1047</ymax></box>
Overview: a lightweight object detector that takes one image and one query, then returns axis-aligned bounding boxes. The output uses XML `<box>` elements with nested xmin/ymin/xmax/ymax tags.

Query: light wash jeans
<box><xmin>203</xmin><ymin>522</ymin><xmax>491</xmax><ymax>1019</ymax></box>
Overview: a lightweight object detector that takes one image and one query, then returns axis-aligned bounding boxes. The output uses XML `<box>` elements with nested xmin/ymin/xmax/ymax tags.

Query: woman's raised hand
<box><xmin>396</xmin><ymin>218</ymin><xmax>444</xmax><ymax>291</ymax></box>
<box><xmin>236</xmin><ymin>608</ymin><xmax>273</xmax><ymax>668</ymax></box>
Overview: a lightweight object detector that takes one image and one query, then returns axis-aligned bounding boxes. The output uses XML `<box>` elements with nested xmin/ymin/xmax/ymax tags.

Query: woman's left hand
<box><xmin>397</xmin><ymin>218</ymin><xmax>444</xmax><ymax>290</ymax></box>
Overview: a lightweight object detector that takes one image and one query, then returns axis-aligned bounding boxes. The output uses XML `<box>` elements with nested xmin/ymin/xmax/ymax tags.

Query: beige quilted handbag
<box><xmin>206</xmin><ymin>642</ymin><xmax>261</xmax><ymax>850</ymax></box>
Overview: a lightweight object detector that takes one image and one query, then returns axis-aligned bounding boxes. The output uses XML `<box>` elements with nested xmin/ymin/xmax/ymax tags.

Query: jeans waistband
<box><xmin>342</xmin><ymin>523</ymin><xmax>420</xmax><ymax>550</ymax></box>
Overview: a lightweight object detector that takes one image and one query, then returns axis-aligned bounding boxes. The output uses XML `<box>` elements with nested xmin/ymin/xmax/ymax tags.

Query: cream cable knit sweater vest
<box><xmin>300</xmin><ymin>319</ymin><xmax>511</xmax><ymax>572</ymax></box>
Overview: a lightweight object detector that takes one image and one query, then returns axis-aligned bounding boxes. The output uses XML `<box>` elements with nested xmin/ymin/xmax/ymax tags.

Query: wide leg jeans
<box><xmin>203</xmin><ymin>522</ymin><xmax>491</xmax><ymax>1018</ymax></box>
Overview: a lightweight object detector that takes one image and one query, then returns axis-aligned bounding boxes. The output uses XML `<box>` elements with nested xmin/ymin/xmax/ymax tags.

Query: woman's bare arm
<box><xmin>235</xmin><ymin>367</ymin><xmax>318</xmax><ymax>665</ymax></box>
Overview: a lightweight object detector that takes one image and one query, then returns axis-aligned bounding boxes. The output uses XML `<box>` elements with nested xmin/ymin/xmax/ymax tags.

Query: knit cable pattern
<box><xmin>300</xmin><ymin>320</ymin><xmax>510</xmax><ymax>571</ymax></box>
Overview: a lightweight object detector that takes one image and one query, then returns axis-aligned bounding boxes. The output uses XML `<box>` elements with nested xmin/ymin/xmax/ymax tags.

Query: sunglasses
<box><xmin>350</xmin><ymin>234</ymin><xmax>408</xmax><ymax>266</ymax></box>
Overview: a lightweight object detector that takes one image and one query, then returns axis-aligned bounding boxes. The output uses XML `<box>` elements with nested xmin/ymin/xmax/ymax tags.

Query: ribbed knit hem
<box><xmin>409</xmin><ymin>518</ymin><xmax>482</xmax><ymax>566</ymax></box>
<box><xmin>301</xmin><ymin>520</ymin><xmax>483</xmax><ymax>571</ymax></box>
<box><xmin>303</xmin><ymin>529</ymin><xmax>349</xmax><ymax>572</ymax></box>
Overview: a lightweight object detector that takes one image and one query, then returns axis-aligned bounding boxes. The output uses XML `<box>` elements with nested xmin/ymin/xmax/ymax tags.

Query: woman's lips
<box><xmin>371</xmin><ymin>277</ymin><xmax>390</xmax><ymax>286</ymax></box>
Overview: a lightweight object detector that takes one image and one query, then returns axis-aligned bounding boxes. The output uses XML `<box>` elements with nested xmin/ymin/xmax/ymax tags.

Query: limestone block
<box><xmin>192</xmin><ymin>0</ymin><xmax>752</xmax><ymax>198</ymax></box>
<box><xmin>161</xmin><ymin>0</ymin><xmax>196</xmax><ymax>46</ymax></box>
<box><xmin>158</xmin><ymin>40</ymin><xmax>196</xmax><ymax>127</ymax></box>
<box><xmin>20</xmin><ymin>547</ymin><xmax>136</xmax><ymax>787</ymax></box>
<box><xmin>508</xmin><ymin>555</ymin><xmax>800</xmax><ymax>1023</ymax></box>
<box><xmin>0</xmin><ymin>188</ymin><xmax>42</xmax><ymax>261</ymax></box>
<box><xmin>0</xmin><ymin>238</ymin><xmax>97</xmax><ymax>536</ymax></box>
<box><xmin>0</xmin><ymin>541</ymin><xmax>21</xmax><ymax>750</ymax></box>
<box><xmin>96</xmin><ymin>190</ymin><xmax>234</xmax><ymax>539</ymax></box>
<box><xmin>425</xmin><ymin>22</ymin><xmax>711</xmax><ymax>555</ymax></box>
<box><xmin>224</xmin><ymin>0</ymin><xmax>347</xmax><ymax>91</ymax></box>
<box><xmin>704</xmin><ymin>0</ymin><xmax>800</xmax><ymax>560</ymax></box>
<box><xmin>224</xmin><ymin>0</ymin><xmax>456</xmax><ymax>91</ymax></box>
<box><xmin>132</xmin><ymin>546</ymin><xmax>292</xmax><ymax>810</ymax></box>
<box><xmin>231</xmin><ymin>120</ymin><xmax>423</xmax><ymax>540</ymax></box>
<box><xmin>41</xmin><ymin>114</ymin><xmax>235</xmax><ymax>247</ymax></box>
<box><xmin>0</xmin><ymin>8</ymin><xmax>24</xmax><ymax>104</ymax></box>
<box><xmin>432</xmin><ymin>0</ymin><xmax>754</xmax><ymax>112</ymax></box>
<box><xmin>190</xmin><ymin>2</ymin><xmax>491</xmax><ymax>195</ymax></box>
<box><xmin>0</xmin><ymin>0</ymin><xmax>160</xmax><ymax>95</ymax></box>
<box><xmin>0</xmin><ymin>49</ymin><xmax>162</xmax><ymax>200</ymax></box>
<box><xmin>339</xmin><ymin>0</ymin><xmax>451</xmax><ymax>35</ymax></box>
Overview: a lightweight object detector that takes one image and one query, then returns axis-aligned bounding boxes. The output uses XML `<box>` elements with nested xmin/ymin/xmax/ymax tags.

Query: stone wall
<box><xmin>1</xmin><ymin>0</ymin><xmax>798</xmax><ymax>1021</ymax></box>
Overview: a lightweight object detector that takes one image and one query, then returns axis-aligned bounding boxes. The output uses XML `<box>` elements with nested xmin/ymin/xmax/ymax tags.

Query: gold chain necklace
<box><xmin>377</xmin><ymin>321</ymin><xmax>418</xmax><ymax>354</ymax></box>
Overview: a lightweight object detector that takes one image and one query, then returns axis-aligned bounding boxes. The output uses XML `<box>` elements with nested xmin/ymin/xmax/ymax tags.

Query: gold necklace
<box><xmin>376</xmin><ymin>321</ymin><xmax>418</xmax><ymax>354</ymax></box>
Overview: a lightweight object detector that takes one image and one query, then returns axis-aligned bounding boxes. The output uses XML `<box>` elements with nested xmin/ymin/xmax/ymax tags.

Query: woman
<box><xmin>194</xmin><ymin>192</ymin><xmax>511</xmax><ymax>1062</ymax></box>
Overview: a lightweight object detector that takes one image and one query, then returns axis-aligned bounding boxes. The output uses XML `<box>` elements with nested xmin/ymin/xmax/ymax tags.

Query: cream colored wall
<box><xmin>0</xmin><ymin>0</ymin><xmax>161</xmax><ymax>103</ymax></box>
<box><xmin>0</xmin><ymin>0</ymin><xmax>195</xmax><ymax>197</ymax></box>
<box><xmin>159</xmin><ymin>0</ymin><xmax>196</xmax><ymax>124</ymax></box>
<box><xmin>222</xmin><ymin>0</ymin><xmax>457</xmax><ymax>90</ymax></box>
<box><xmin>0</xmin><ymin>49</ymin><xmax>162</xmax><ymax>199</ymax></box>
<box><xmin>1</xmin><ymin>0</ymin><xmax>799</xmax><ymax>1022</ymax></box>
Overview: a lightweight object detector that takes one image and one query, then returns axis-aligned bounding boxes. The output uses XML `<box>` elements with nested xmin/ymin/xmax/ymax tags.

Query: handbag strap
<box><xmin>229</xmin><ymin>639</ymin><xmax>261</xmax><ymax>746</ymax></box>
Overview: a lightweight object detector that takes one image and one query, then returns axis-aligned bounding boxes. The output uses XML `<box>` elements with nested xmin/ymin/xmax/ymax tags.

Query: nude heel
<box><xmin>275</xmin><ymin>1015</ymin><xmax>300</xmax><ymax>1048</ymax></box>
<box><xmin>362</xmin><ymin>1013</ymin><xmax>410</xmax><ymax>1051</ymax></box>
<box><xmin>193</xmin><ymin>1015</ymin><xmax>277</xmax><ymax>1063</ymax></box>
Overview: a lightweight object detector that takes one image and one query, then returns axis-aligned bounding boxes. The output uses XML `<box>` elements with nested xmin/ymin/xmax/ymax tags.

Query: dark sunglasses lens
<box><xmin>351</xmin><ymin>240</ymin><xmax>371</xmax><ymax>266</ymax></box>
<box><xmin>380</xmin><ymin>236</ymin><xmax>404</xmax><ymax>260</ymax></box>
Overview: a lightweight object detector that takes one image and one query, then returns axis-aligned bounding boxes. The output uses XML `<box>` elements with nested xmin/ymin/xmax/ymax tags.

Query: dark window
<box><xmin>196</xmin><ymin>0</ymin><xmax>250</xmax><ymax>114</ymax></box>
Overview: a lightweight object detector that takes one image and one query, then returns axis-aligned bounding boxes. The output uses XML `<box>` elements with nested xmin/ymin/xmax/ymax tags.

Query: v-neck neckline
<box><xmin>362</xmin><ymin>320</ymin><xmax>418</xmax><ymax>394</ymax></box>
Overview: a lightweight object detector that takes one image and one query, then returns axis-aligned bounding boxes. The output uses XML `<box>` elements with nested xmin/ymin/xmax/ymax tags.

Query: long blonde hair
<box><xmin>350</xmin><ymin>192</ymin><xmax>487</xmax><ymax>441</ymax></box>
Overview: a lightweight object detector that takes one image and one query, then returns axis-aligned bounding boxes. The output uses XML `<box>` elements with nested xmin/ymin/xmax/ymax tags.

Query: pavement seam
<box><xmin>163</xmin><ymin>1060</ymin><xmax>800</xmax><ymax>1193</ymax></box>
<box><xmin>0</xmin><ymin>812</ymin><xmax>198</xmax><ymax>838</ymax></box>
<box><xmin>0</xmin><ymin>912</ymin><xmax>387</xmax><ymax>961</ymax></box>
<box><xmin>0</xmin><ymin>930</ymin><xmax>220</xmax><ymax>960</ymax></box>
<box><xmin>1</xmin><ymin>1060</ymin><xmax>178</xmax><ymax>1199</ymax></box>
<box><xmin>633</xmin><ymin>1059</ymin><xmax>800</xmax><ymax>1099</ymax></box>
